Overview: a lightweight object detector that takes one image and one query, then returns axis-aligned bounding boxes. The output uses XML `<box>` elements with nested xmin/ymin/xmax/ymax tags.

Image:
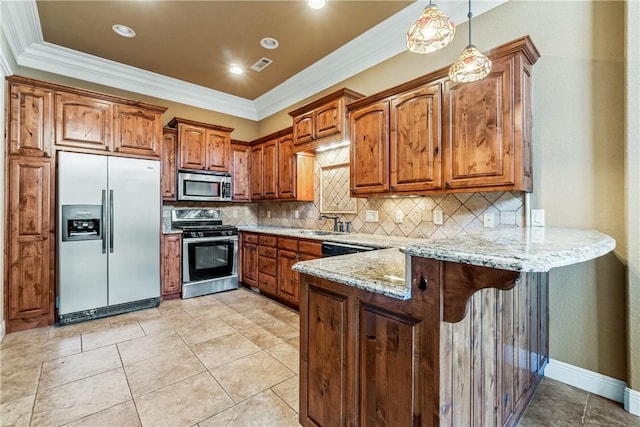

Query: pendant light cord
<box><xmin>468</xmin><ymin>0</ymin><xmax>473</xmax><ymax>46</ymax></box>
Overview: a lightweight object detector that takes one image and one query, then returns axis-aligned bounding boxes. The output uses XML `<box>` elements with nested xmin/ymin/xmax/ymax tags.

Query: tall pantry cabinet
<box><xmin>4</xmin><ymin>76</ymin><xmax>166</xmax><ymax>333</ymax></box>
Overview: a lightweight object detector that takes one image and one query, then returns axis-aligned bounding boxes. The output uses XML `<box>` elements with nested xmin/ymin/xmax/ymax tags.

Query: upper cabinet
<box><xmin>231</xmin><ymin>141</ymin><xmax>251</xmax><ymax>202</ymax></box>
<box><xmin>289</xmin><ymin>88</ymin><xmax>364</xmax><ymax>153</ymax></box>
<box><xmin>250</xmin><ymin>128</ymin><xmax>314</xmax><ymax>202</ymax></box>
<box><xmin>168</xmin><ymin>117</ymin><xmax>233</xmax><ymax>172</ymax></box>
<box><xmin>347</xmin><ymin>36</ymin><xmax>539</xmax><ymax>197</ymax></box>
<box><xmin>113</xmin><ymin>104</ymin><xmax>163</xmax><ymax>158</ymax></box>
<box><xmin>8</xmin><ymin>83</ymin><xmax>54</xmax><ymax>158</ymax></box>
<box><xmin>55</xmin><ymin>93</ymin><xmax>113</xmax><ymax>152</ymax></box>
<box><xmin>161</xmin><ymin>127</ymin><xmax>178</xmax><ymax>201</ymax></box>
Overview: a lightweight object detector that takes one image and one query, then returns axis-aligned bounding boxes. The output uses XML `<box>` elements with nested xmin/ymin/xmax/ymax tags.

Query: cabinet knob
<box><xmin>417</xmin><ymin>275</ymin><xmax>428</xmax><ymax>291</ymax></box>
<box><xmin>445</xmin><ymin>181</ymin><xmax>451</xmax><ymax>188</ymax></box>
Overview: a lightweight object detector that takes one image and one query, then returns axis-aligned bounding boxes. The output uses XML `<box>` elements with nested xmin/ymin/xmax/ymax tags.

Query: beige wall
<box><xmin>262</xmin><ymin>1</ymin><xmax>629</xmax><ymax>380</ymax></box>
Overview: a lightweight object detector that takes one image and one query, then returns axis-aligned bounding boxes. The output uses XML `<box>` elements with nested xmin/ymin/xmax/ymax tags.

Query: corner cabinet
<box><xmin>289</xmin><ymin>88</ymin><xmax>364</xmax><ymax>153</ymax></box>
<box><xmin>4</xmin><ymin>76</ymin><xmax>167</xmax><ymax>333</ymax></box>
<box><xmin>168</xmin><ymin>117</ymin><xmax>233</xmax><ymax>172</ymax></box>
<box><xmin>348</xmin><ymin>36</ymin><xmax>539</xmax><ymax>197</ymax></box>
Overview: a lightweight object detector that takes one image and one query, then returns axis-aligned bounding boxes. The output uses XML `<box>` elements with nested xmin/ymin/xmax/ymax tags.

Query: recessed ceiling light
<box><xmin>260</xmin><ymin>37</ymin><xmax>279</xmax><ymax>50</ymax></box>
<box><xmin>112</xmin><ymin>24</ymin><xmax>136</xmax><ymax>38</ymax></box>
<box><xmin>307</xmin><ymin>0</ymin><xmax>326</xmax><ymax>10</ymax></box>
<box><xmin>229</xmin><ymin>65</ymin><xmax>244</xmax><ymax>75</ymax></box>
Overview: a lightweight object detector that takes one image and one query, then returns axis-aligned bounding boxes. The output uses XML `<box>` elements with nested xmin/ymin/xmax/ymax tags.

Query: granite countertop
<box><xmin>237</xmin><ymin>225</ymin><xmax>422</xmax><ymax>249</ymax></box>
<box><xmin>292</xmin><ymin>248</ymin><xmax>409</xmax><ymax>299</ymax></box>
<box><xmin>402</xmin><ymin>227</ymin><xmax>616</xmax><ymax>272</ymax></box>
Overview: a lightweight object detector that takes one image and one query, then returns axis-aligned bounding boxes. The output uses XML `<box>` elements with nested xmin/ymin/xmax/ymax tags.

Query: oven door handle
<box><xmin>183</xmin><ymin>236</ymin><xmax>238</xmax><ymax>243</ymax></box>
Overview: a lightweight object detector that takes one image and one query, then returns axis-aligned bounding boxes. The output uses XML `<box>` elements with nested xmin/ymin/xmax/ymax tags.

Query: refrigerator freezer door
<box><xmin>107</xmin><ymin>156</ymin><xmax>161</xmax><ymax>304</ymax></box>
<box><xmin>58</xmin><ymin>152</ymin><xmax>109</xmax><ymax>315</ymax></box>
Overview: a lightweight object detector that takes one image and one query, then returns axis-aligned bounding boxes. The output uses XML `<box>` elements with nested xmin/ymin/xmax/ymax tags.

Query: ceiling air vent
<box><xmin>251</xmin><ymin>57</ymin><xmax>273</xmax><ymax>72</ymax></box>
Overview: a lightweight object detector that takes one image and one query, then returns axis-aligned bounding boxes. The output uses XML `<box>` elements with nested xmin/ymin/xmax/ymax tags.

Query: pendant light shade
<box><xmin>406</xmin><ymin>2</ymin><xmax>455</xmax><ymax>54</ymax></box>
<box><xmin>449</xmin><ymin>0</ymin><xmax>491</xmax><ymax>82</ymax></box>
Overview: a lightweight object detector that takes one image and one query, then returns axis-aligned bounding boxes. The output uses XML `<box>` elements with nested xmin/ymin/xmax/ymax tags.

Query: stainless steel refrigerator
<box><xmin>57</xmin><ymin>151</ymin><xmax>161</xmax><ymax>324</ymax></box>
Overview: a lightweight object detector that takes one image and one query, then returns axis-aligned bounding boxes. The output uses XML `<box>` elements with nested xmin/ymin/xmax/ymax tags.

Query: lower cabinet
<box><xmin>257</xmin><ymin>235</ymin><xmax>278</xmax><ymax>296</ymax></box>
<box><xmin>161</xmin><ymin>233</ymin><xmax>182</xmax><ymax>300</ymax></box>
<box><xmin>241</xmin><ymin>232</ymin><xmax>258</xmax><ymax>286</ymax></box>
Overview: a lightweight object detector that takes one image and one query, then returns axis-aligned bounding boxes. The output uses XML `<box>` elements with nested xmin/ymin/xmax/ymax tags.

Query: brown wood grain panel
<box><xmin>241</xmin><ymin>242</ymin><xmax>258</xmax><ymax>286</ymax></box>
<box><xmin>277</xmin><ymin>249</ymin><xmax>299</xmax><ymax>304</ymax></box>
<box><xmin>262</xmin><ymin>139</ymin><xmax>278</xmax><ymax>199</ymax></box>
<box><xmin>293</xmin><ymin>113</ymin><xmax>314</xmax><ymax>146</ymax></box>
<box><xmin>161</xmin><ymin>233</ymin><xmax>181</xmax><ymax>299</ymax></box>
<box><xmin>55</xmin><ymin>93</ymin><xmax>112</xmax><ymax>151</ymax></box>
<box><xmin>242</xmin><ymin>232</ymin><xmax>259</xmax><ymax>245</ymax></box>
<box><xmin>299</xmin><ymin>240</ymin><xmax>322</xmax><ymax>258</ymax></box>
<box><xmin>9</xmin><ymin>83</ymin><xmax>53</xmax><ymax>157</ymax></box>
<box><xmin>278</xmin><ymin>238</ymin><xmax>298</xmax><ymax>252</ymax></box>
<box><xmin>258</xmin><ymin>273</ymin><xmax>277</xmax><ymax>295</ymax></box>
<box><xmin>500</xmin><ymin>284</ymin><xmax>516</xmax><ymax>425</ymax></box>
<box><xmin>161</xmin><ymin>128</ymin><xmax>178</xmax><ymax>200</ymax></box>
<box><xmin>113</xmin><ymin>104</ymin><xmax>161</xmax><ymax>158</ymax></box>
<box><xmin>205</xmin><ymin>129</ymin><xmax>230</xmax><ymax>172</ymax></box>
<box><xmin>178</xmin><ymin>124</ymin><xmax>207</xmax><ymax>170</ymax></box>
<box><xmin>258</xmin><ymin>235</ymin><xmax>277</xmax><ymax>247</ymax></box>
<box><xmin>277</xmin><ymin>133</ymin><xmax>296</xmax><ymax>199</ymax></box>
<box><xmin>314</xmin><ymin>99</ymin><xmax>342</xmax><ymax>139</ymax></box>
<box><xmin>231</xmin><ymin>143</ymin><xmax>251</xmax><ymax>201</ymax></box>
<box><xmin>250</xmin><ymin>144</ymin><xmax>263</xmax><ymax>200</ymax></box>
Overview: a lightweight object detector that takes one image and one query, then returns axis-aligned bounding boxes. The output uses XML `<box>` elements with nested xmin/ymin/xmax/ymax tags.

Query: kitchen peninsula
<box><xmin>293</xmin><ymin>227</ymin><xmax>615</xmax><ymax>427</ymax></box>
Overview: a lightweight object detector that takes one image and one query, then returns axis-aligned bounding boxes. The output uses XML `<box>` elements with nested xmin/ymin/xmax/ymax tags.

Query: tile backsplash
<box><xmin>163</xmin><ymin>146</ymin><xmax>525</xmax><ymax>238</ymax></box>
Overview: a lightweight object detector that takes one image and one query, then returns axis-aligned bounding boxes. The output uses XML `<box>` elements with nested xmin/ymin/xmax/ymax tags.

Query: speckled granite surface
<box><xmin>237</xmin><ymin>225</ymin><xmax>421</xmax><ymax>249</ymax></box>
<box><xmin>402</xmin><ymin>227</ymin><xmax>616</xmax><ymax>272</ymax></box>
<box><xmin>292</xmin><ymin>248</ymin><xmax>409</xmax><ymax>299</ymax></box>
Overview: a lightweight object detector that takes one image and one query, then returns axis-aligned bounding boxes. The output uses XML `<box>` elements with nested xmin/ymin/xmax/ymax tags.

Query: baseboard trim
<box><xmin>625</xmin><ymin>387</ymin><xmax>640</xmax><ymax>416</ymax></box>
<box><xmin>545</xmin><ymin>358</ymin><xmax>626</xmax><ymax>403</ymax></box>
<box><xmin>0</xmin><ymin>320</ymin><xmax>5</xmax><ymax>341</ymax></box>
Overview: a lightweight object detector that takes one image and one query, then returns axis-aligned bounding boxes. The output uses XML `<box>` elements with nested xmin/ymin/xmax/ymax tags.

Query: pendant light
<box><xmin>406</xmin><ymin>1</ymin><xmax>455</xmax><ymax>54</ymax></box>
<box><xmin>449</xmin><ymin>0</ymin><xmax>491</xmax><ymax>82</ymax></box>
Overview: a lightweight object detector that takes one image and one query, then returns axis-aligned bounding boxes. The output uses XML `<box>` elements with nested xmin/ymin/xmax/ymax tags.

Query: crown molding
<box><xmin>1</xmin><ymin>0</ymin><xmax>507</xmax><ymax>122</ymax></box>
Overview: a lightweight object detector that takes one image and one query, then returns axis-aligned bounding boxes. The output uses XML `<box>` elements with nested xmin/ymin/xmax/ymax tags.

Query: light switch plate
<box><xmin>433</xmin><ymin>209</ymin><xmax>444</xmax><ymax>225</ymax></box>
<box><xmin>365</xmin><ymin>210</ymin><xmax>379</xmax><ymax>222</ymax></box>
<box><xmin>294</xmin><ymin>210</ymin><xmax>299</xmax><ymax>219</ymax></box>
<box><xmin>483</xmin><ymin>212</ymin><xmax>495</xmax><ymax>228</ymax></box>
<box><xmin>232</xmin><ymin>209</ymin><xmax>238</xmax><ymax>218</ymax></box>
<box><xmin>395</xmin><ymin>210</ymin><xmax>403</xmax><ymax>223</ymax></box>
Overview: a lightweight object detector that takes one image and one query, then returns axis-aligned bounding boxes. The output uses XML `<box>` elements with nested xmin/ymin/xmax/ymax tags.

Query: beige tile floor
<box><xmin>1</xmin><ymin>287</ymin><xmax>638</xmax><ymax>427</ymax></box>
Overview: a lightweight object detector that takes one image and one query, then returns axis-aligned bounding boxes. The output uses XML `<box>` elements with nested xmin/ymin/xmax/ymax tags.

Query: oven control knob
<box><xmin>197</xmin><ymin>232</ymin><xmax>204</xmax><ymax>238</ymax></box>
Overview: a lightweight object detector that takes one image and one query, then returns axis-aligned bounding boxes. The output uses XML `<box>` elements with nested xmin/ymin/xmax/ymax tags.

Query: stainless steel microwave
<box><xmin>177</xmin><ymin>170</ymin><xmax>232</xmax><ymax>202</ymax></box>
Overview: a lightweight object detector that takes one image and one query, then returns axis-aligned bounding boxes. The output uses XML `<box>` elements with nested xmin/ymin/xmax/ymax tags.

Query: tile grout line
<box><xmin>117</xmin><ymin>321</ymin><xmax>144</xmax><ymax>427</ymax></box>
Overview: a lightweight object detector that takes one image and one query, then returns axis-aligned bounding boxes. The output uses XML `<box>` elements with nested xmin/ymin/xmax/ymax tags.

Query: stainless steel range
<box><xmin>171</xmin><ymin>208</ymin><xmax>238</xmax><ymax>299</ymax></box>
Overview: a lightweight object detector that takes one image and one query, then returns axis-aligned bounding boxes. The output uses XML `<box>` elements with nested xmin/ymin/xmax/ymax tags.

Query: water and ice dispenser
<box><xmin>61</xmin><ymin>205</ymin><xmax>102</xmax><ymax>242</ymax></box>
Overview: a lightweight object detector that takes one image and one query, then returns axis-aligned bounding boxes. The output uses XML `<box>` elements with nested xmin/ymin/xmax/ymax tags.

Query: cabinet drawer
<box><xmin>299</xmin><ymin>240</ymin><xmax>323</xmax><ymax>257</ymax></box>
<box><xmin>259</xmin><ymin>235</ymin><xmax>277</xmax><ymax>247</ymax></box>
<box><xmin>278</xmin><ymin>238</ymin><xmax>299</xmax><ymax>252</ymax></box>
<box><xmin>243</xmin><ymin>233</ymin><xmax>259</xmax><ymax>244</ymax></box>
<box><xmin>259</xmin><ymin>273</ymin><xmax>277</xmax><ymax>295</ymax></box>
<box><xmin>259</xmin><ymin>246</ymin><xmax>277</xmax><ymax>258</ymax></box>
<box><xmin>258</xmin><ymin>256</ymin><xmax>277</xmax><ymax>276</ymax></box>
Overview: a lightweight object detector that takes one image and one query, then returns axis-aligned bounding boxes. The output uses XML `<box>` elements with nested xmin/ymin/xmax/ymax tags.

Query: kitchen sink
<box><xmin>297</xmin><ymin>230</ymin><xmax>338</xmax><ymax>236</ymax></box>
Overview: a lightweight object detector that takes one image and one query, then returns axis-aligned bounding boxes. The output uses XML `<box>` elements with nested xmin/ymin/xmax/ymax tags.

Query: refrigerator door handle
<box><xmin>109</xmin><ymin>189</ymin><xmax>114</xmax><ymax>253</ymax></box>
<box><xmin>101</xmin><ymin>190</ymin><xmax>107</xmax><ymax>254</ymax></box>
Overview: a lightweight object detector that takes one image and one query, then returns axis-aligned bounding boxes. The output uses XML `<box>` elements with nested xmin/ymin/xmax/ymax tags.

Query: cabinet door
<box><xmin>7</xmin><ymin>157</ymin><xmax>52</xmax><ymax>321</ymax></box>
<box><xmin>242</xmin><ymin>242</ymin><xmax>258</xmax><ymax>286</ymax></box>
<box><xmin>113</xmin><ymin>104</ymin><xmax>162</xmax><ymax>158</ymax></box>
<box><xmin>9</xmin><ymin>83</ymin><xmax>53</xmax><ymax>157</ymax></box>
<box><xmin>263</xmin><ymin>139</ymin><xmax>278</xmax><ymax>199</ymax></box>
<box><xmin>443</xmin><ymin>58</ymin><xmax>515</xmax><ymax>190</ymax></box>
<box><xmin>55</xmin><ymin>93</ymin><xmax>113</xmax><ymax>151</ymax></box>
<box><xmin>206</xmin><ymin>129</ymin><xmax>230</xmax><ymax>172</ymax></box>
<box><xmin>390</xmin><ymin>84</ymin><xmax>442</xmax><ymax>193</ymax></box>
<box><xmin>231</xmin><ymin>144</ymin><xmax>251</xmax><ymax>201</ymax></box>
<box><xmin>161</xmin><ymin>128</ymin><xmax>178</xmax><ymax>201</ymax></box>
<box><xmin>277</xmin><ymin>249</ymin><xmax>299</xmax><ymax>305</ymax></box>
<box><xmin>277</xmin><ymin>134</ymin><xmax>296</xmax><ymax>200</ymax></box>
<box><xmin>250</xmin><ymin>145</ymin><xmax>263</xmax><ymax>200</ymax></box>
<box><xmin>293</xmin><ymin>112</ymin><xmax>314</xmax><ymax>146</ymax></box>
<box><xmin>178</xmin><ymin>124</ymin><xmax>207</xmax><ymax>170</ymax></box>
<box><xmin>161</xmin><ymin>233</ymin><xmax>182</xmax><ymax>298</ymax></box>
<box><xmin>350</xmin><ymin>101</ymin><xmax>390</xmax><ymax>196</ymax></box>
<box><xmin>315</xmin><ymin>98</ymin><xmax>343</xmax><ymax>140</ymax></box>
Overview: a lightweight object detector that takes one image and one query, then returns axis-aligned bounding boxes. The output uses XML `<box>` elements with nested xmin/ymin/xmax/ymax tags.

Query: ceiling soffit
<box><xmin>0</xmin><ymin>0</ymin><xmax>508</xmax><ymax>121</ymax></box>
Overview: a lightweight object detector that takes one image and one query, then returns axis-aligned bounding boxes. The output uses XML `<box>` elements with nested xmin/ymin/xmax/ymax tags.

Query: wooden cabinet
<box><xmin>231</xmin><ymin>142</ymin><xmax>251</xmax><ymax>201</ymax></box>
<box><xmin>55</xmin><ymin>92</ymin><xmax>113</xmax><ymax>152</ymax></box>
<box><xmin>241</xmin><ymin>232</ymin><xmax>259</xmax><ymax>287</ymax></box>
<box><xmin>113</xmin><ymin>104</ymin><xmax>162</xmax><ymax>158</ymax></box>
<box><xmin>299</xmin><ymin>258</ymin><xmax>549</xmax><ymax>427</ymax></box>
<box><xmin>347</xmin><ymin>36</ymin><xmax>539</xmax><ymax>197</ymax></box>
<box><xmin>169</xmin><ymin>117</ymin><xmax>233</xmax><ymax>172</ymax></box>
<box><xmin>161</xmin><ymin>233</ymin><xmax>182</xmax><ymax>300</ymax></box>
<box><xmin>161</xmin><ymin>128</ymin><xmax>178</xmax><ymax>201</ymax></box>
<box><xmin>6</xmin><ymin>157</ymin><xmax>53</xmax><ymax>332</ymax></box>
<box><xmin>350</xmin><ymin>101</ymin><xmax>390</xmax><ymax>196</ymax></box>
<box><xmin>257</xmin><ymin>235</ymin><xmax>278</xmax><ymax>296</ymax></box>
<box><xmin>8</xmin><ymin>83</ymin><xmax>53</xmax><ymax>157</ymax></box>
<box><xmin>250</xmin><ymin>128</ymin><xmax>314</xmax><ymax>201</ymax></box>
<box><xmin>289</xmin><ymin>88</ymin><xmax>364</xmax><ymax>153</ymax></box>
<box><xmin>277</xmin><ymin>238</ymin><xmax>322</xmax><ymax>307</ymax></box>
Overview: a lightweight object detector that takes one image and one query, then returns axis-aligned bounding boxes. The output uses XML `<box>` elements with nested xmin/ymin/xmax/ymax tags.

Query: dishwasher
<box><xmin>321</xmin><ymin>241</ymin><xmax>376</xmax><ymax>257</ymax></box>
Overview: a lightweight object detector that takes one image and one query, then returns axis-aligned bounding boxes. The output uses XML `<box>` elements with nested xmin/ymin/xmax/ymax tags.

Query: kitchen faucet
<box><xmin>319</xmin><ymin>214</ymin><xmax>340</xmax><ymax>232</ymax></box>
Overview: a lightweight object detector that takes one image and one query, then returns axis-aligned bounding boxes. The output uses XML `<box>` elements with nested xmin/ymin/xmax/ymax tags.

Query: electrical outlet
<box><xmin>531</xmin><ymin>209</ymin><xmax>545</xmax><ymax>227</ymax></box>
<box><xmin>433</xmin><ymin>209</ymin><xmax>444</xmax><ymax>225</ymax></box>
<box><xmin>267</xmin><ymin>210</ymin><xmax>271</xmax><ymax>218</ymax></box>
<box><xmin>483</xmin><ymin>212</ymin><xmax>495</xmax><ymax>228</ymax></box>
<box><xmin>365</xmin><ymin>210</ymin><xmax>379</xmax><ymax>222</ymax></box>
<box><xmin>294</xmin><ymin>210</ymin><xmax>300</xmax><ymax>219</ymax></box>
<box><xmin>232</xmin><ymin>209</ymin><xmax>238</xmax><ymax>218</ymax></box>
<box><xmin>395</xmin><ymin>210</ymin><xmax>403</xmax><ymax>223</ymax></box>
